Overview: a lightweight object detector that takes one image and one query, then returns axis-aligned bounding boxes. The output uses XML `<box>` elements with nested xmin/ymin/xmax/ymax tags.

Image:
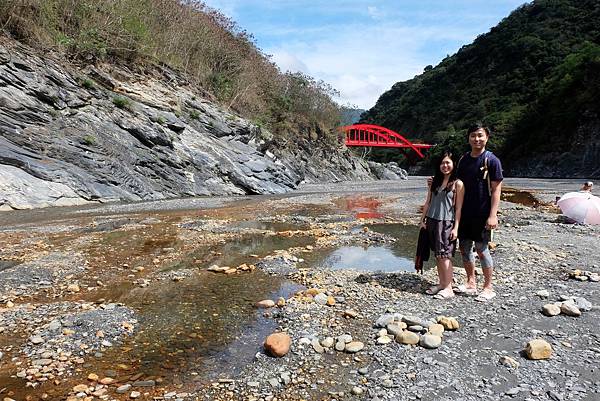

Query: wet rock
<box><xmin>525</xmin><ymin>339</ymin><xmax>553</xmax><ymax>360</ymax></box>
<box><xmin>133</xmin><ymin>380</ymin><xmax>156</xmax><ymax>387</ymax></box>
<box><xmin>116</xmin><ymin>384</ymin><xmax>132</xmax><ymax>394</ymax></box>
<box><xmin>255</xmin><ymin>300</ymin><xmax>275</xmax><ymax>308</ymax></box>
<box><xmin>72</xmin><ymin>384</ymin><xmax>89</xmax><ymax>392</ymax></box>
<box><xmin>264</xmin><ymin>333</ymin><xmax>291</xmax><ymax>357</ymax></box>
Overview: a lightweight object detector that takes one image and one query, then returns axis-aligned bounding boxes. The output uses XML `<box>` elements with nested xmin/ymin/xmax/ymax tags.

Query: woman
<box><xmin>419</xmin><ymin>152</ymin><xmax>464</xmax><ymax>299</ymax></box>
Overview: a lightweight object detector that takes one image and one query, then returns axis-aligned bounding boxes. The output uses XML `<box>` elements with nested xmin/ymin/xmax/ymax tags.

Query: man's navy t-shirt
<box><xmin>456</xmin><ymin>151</ymin><xmax>503</xmax><ymax>219</ymax></box>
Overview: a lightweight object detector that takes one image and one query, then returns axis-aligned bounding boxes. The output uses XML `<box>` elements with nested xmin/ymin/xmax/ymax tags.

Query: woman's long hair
<box><xmin>431</xmin><ymin>151</ymin><xmax>457</xmax><ymax>195</ymax></box>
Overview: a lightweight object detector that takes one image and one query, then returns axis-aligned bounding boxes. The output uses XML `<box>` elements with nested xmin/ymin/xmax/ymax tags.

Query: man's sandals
<box><xmin>453</xmin><ymin>284</ymin><xmax>478</xmax><ymax>296</ymax></box>
<box><xmin>475</xmin><ymin>289</ymin><xmax>496</xmax><ymax>302</ymax></box>
<box><xmin>425</xmin><ymin>285</ymin><xmax>442</xmax><ymax>295</ymax></box>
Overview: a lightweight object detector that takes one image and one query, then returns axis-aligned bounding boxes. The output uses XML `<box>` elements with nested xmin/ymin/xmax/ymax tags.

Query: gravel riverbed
<box><xmin>0</xmin><ymin>178</ymin><xmax>598</xmax><ymax>401</ymax></box>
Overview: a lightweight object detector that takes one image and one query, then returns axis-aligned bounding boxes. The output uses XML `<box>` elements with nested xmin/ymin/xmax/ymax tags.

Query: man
<box><xmin>455</xmin><ymin>123</ymin><xmax>503</xmax><ymax>301</ymax></box>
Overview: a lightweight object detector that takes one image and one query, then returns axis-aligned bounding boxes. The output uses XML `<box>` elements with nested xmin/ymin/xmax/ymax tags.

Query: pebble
<box><xmin>264</xmin><ymin>332</ymin><xmax>291</xmax><ymax>357</ymax></box>
<box><xmin>320</xmin><ymin>337</ymin><xmax>334</xmax><ymax>348</ymax></box>
<box><xmin>130</xmin><ymin>391</ymin><xmax>141</xmax><ymax>399</ymax></box>
<box><xmin>335</xmin><ymin>341</ymin><xmax>346</xmax><ymax>351</ymax></box>
<box><xmin>386</xmin><ymin>323</ymin><xmax>404</xmax><ymax>336</ymax></box>
<box><xmin>525</xmin><ymin>339</ymin><xmax>553</xmax><ymax>360</ymax></box>
<box><xmin>542</xmin><ymin>304</ymin><xmax>561</xmax><ymax>316</ymax></box>
<box><xmin>419</xmin><ymin>334</ymin><xmax>442</xmax><ymax>349</ymax></box>
<box><xmin>352</xmin><ymin>386</ymin><xmax>364</xmax><ymax>395</ymax></box>
<box><xmin>311</xmin><ymin>339</ymin><xmax>325</xmax><ymax>354</ymax></box>
<box><xmin>29</xmin><ymin>335</ymin><xmax>44</xmax><ymax>345</ymax></box>
<box><xmin>116</xmin><ymin>384</ymin><xmax>132</xmax><ymax>393</ymax></box>
<box><xmin>255</xmin><ymin>300</ymin><xmax>275</xmax><ymax>308</ymax></box>
<box><xmin>437</xmin><ymin>316</ymin><xmax>460</xmax><ymax>330</ymax></box>
<box><xmin>499</xmin><ymin>356</ymin><xmax>520</xmax><ymax>369</ymax></box>
<box><xmin>377</xmin><ymin>336</ymin><xmax>393</xmax><ymax>345</ymax></box>
<box><xmin>574</xmin><ymin>297</ymin><xmax>592</xmax><ymax>311</ymax></box>
<box><xmin>560</xmin><ymin>302</ymin><xmax>581</xmax><ymax>317</ymax></box>
<box><xmin>396</xmin><ymin>331</ymin><xmax>420</xmax><ymax>345</ymax></box>
<box><xmin>428</xmin><ymin>324</ymin><xmax>444</xmax><ymax>337</ymax></box>
<box><xmin>536</xmin><ymin>289</ymin><xmax>550</xmax><ymax>298</ymax></box>
<box><xmin>314</xmin><ymin>293</ymin><xmax>328</xmax><ymax>305</ymax></box>
<box><xmin>344</xmin><ymin>341</ymin><xmax>365</xmax><ymax>353</ymax></box>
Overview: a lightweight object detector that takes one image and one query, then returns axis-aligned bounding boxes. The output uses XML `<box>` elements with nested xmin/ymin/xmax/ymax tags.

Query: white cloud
<box><xmin>367</xmin><ymin>6</ymin><xmax>384</xmax><ymax>20</ymax></box>
<box><xmin>266</xmin><ymin>23</ymin><xmax>468</xmax><ymax>108</ymax></box>
<box><xmin>270</xmin><ymin>51</ymin><xmax>309</xmax><ymax>73</ymax></box>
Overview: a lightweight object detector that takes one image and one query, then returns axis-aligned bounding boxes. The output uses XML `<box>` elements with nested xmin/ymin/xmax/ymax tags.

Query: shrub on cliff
<box><xmin>0</xmin><ymin>0</ymin><xmax>342</xmax><ymax>146</ymax></box>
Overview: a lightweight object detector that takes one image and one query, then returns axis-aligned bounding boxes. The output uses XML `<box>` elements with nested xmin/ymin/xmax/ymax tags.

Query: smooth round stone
<box><xmin>337</xmin><ymin>334</ymin><xmax>353</xmax><ymax>343</ymax></box>
<box><xmin>574</xmin><ymin>297</ymin><xmax>592</xmax><ymax>311</ymax></box>
<box><xmin>311</xmin><ymin>339</ymin><xmax>325</xmax><ymax>354</ymax></box>
<box><xmin>314</xmin><ymin>293</ymin><xmax>328</xmax><ymax>305</ymax></box>
<box><xmin>420</xmin><ymin>334</ymin><xmax>442</xmax><ymax>349</ymax></box>
<box><xmin>352</xmin><ymin>386</ymin><xmax>364</xmax><ymax>395</ymax></box>
<box><xmin>344</xmin><ymin>341</ymin><xmax>365</xmax><ymax>353</ymax></box>
<box><xmin>396</xmin><ymin>331</ymin><xmax>420</xmax><ymax>345</ymax></box>
<box><xmin>321</xmin><ymin>337</ymin><xmax>334</xmax><ymax>348</ymax></box>
<box><xmin>264</xmin><ymin>333</ymin><xmax>292</xmax><ymax>357</ymax></box>
<box><xmin>255</xmin><ymin>299</ymin><xmax>275</xmax><ymax>308</ymax></box>
<box><xmin>408</xmin><ymin>325</ymin><xmax>424</xmax><ymax>333</ymax></box>
<box><xmin>386</xmin><ymin>323</ymin><xmax>404</xmax><ymax>336</ymax></box>
<box><xmin>560</xmin><ymin>302</ymin><xmax>581</xmax><ymax>317</ymax></box>
<box><xmin>428</xmin><ymin>324</ymin><xmax>445</xmax><ymax>337</ymax></box>
<box><xmin>525</xmin><ymin>339</ymin><xmax>552</xmax><ymax>360</ymax></box>
<box><xmin>377</xmin><ymin>336</ymin><xmax>392</xmax><ymax>345</ymax></box>
<box><xmin>335</xmin><ymin>341</ymin><xmax>346</xmax><ymax>351</ymax></box>
<box><xmin>29</xmin><ymin>335</ymin><xmax>44</xmax><ymax>345</ymax></box>
<box><xmin>542</xmin><ymin>304</ymin><xmax>561</xmax><ymax>317</ymax></box>
<box><xmin>358</xmin><ymin>367</ymin><xmax>369</xmax><ymax>375</ymax></box>
<box><xmin>536</xmin><ymin>290</ymin><xmax>550</xmax><ymax>298</ymax></box>
<box><xmin>116</xmin><ymin>384</ymin><xmax>132</xmax><ymax>394</ymax></box>
<box><xmin>377</xmin><ymin>328</ymin><xmax>388</xmax><ymax>337</ymax></box>
<box><xmin>402</xmin><ymin>316</ymin><xmax>424</xmax><ymax>327</ymax></box>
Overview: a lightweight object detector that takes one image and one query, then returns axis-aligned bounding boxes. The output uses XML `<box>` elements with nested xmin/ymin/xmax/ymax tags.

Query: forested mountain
<box><xmin>361</xmin><ymin>0</ymin><xmax>600</xmax><ymax>177</ymax></box>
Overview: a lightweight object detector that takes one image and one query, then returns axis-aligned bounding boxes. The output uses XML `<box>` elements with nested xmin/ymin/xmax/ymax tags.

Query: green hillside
<box><xmin>361</xmin><ymin>0</ymin><xmax>600</xmax><ymax>177</ymax></box>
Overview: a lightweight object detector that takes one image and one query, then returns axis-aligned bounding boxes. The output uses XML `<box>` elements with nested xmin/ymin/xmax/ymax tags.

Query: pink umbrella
<box><xmin>557</xmin><ymin>192</ymin><xmax>600</xmax><ymax>224</ymax></box>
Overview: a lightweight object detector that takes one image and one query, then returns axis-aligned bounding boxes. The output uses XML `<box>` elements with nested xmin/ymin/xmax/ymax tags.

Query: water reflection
<box><xmin>324</xmin><ymin>245</ymin><xmax>413</xmax><ymax>272</ymax></box>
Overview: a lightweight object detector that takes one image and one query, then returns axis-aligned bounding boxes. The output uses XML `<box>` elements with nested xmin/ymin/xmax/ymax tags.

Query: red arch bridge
<box><xmin>342</xmin><ymin>124</ymin><xmax>434</xmax><ymax>159</ymax></box>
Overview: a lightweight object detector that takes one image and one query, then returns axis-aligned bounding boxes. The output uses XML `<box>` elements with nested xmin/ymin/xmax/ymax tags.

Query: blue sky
<box><xmin>202</xmin><ymin>0</ymin><xmax>528</xmax><ymax>109</ymax></box>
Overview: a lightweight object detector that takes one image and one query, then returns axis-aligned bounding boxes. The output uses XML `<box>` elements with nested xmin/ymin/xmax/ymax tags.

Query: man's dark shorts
<box><xmin>458</xmin><ymin>217</ymin><xmax>490</xmax><ymax>242</ymax></box>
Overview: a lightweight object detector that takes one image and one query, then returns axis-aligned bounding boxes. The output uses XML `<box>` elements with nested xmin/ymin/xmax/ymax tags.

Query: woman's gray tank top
<box><xmin>426</xmin><ymin>185</ymin><xmax>455</xmax><ymax>221</ymax></box>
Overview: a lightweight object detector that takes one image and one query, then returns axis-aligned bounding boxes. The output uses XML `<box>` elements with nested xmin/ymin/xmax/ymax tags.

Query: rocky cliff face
<box><xmin>0</xmin><ymin>39</ymin><xmax>377</xmax><ymax>210</ymax></box>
